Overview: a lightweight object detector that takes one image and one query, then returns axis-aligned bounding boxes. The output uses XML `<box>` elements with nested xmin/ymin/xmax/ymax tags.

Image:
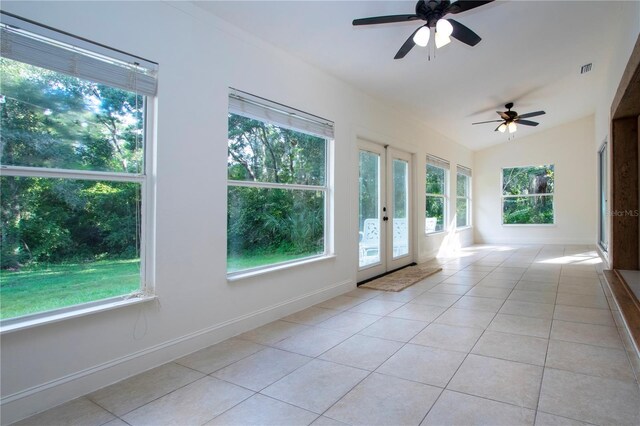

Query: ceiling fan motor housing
<box><xmin>417</xmin><ymin>0</ymin><xmax>450</xmax><ymax>27</ymax></box>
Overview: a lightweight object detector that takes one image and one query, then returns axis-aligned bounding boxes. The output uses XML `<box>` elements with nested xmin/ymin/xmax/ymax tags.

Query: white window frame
<box><xmin>456</xmin><ymin>166</ymin><xmax>472</xmax><ymax>229</ymax></box>
<box><xmin>226</xmin><ymin>89</ymin><xmax>333</xmax><ymax>279</ymax></box>
<box><xmin>598</xmin><ymin>141</ymin><xmax>608</xmax><ymax>252</ymax></box>
<box><xmin>501</xmin><ymin>164</ymin><xmax>555</xmax><ymax>226</ymax></box>
<box><xmin>0</xmin><ymin>13</ymin><xmax>157</xmax><ymax>332</ymax></box>
<box><xmin>425</xmin><ymin>155</ymin><xmax>449</xmax><ymax>234</ymax></box>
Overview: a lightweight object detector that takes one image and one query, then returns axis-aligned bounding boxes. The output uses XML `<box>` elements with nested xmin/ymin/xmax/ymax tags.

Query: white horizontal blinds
<box><xmin>457</xmin><ymin>165</ymin><xmax>472</xmax><ymax>177</ymax></box>
<box><xmin>229</xmin><ymin>89</ymin><xmax>334</xmax><ymax>139</ymax></box>
<box><xmin>426</xmin><ymin>154</ymin><xmax>450</xmax><ymax>170</ymax></box>
<box><xmin>0</xmin><ymin>15</ymin><xmax>158</xmax><ymax>96</ymax></box>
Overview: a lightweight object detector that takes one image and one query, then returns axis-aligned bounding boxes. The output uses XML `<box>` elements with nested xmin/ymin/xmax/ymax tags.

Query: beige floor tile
<box><xmin>315</xmin><ymin>311</ymin><xmax>381</xmax><ymax>334</ymax></box>
<box><xmin>102</xmin><ymin>419</ymin><xmax>130</xmax><ymax>426</ymax></box>
<box><xmin>538</xmin><ymin>368</ymin><xmax>640</xmax><ymax>425</ymax></box>
<box><xmin>472</xmin><ymin>330</ymin><xmax>548</xmax><ymax>366</ymax></box>
<box><xmin>359</xmin><ymin>317</ymin><xmax>428</xmax><ymax>342</ymax></box>
<box><xmin>175</xmin><ymin>339</ymin><xmax>265</xmax><ymax>374</ymax></box>
<box><xmin>347</xmin><ymin>299</ymin><xmax>405</xmax><ymax>315</ymax></box>
<box><xmin>410</xmin><ymin>292</ymin><xmax>461</xmax><ymax>307</ymax></box>
<box><xmin>448</xmin><ymin>354</ymin><xmax>543</xmax><ymax>409</ymax></box>
<box><xmin>489</xmin><ymin>314</ymin><xmax>552</xmax><ymax>338</ymax></box>
<box><xmin>509</xmin><ymin>289</ymin><xmax>557</xmax><ymax>305</ymax></box>
<box><xmin>451</xmin><ymin>295</ymin><xmax>505</xmax><ymax>313</ymax></box>
<box><xmin>376</xmin><ymin>344</ymin><xmax>466</xmax><ymax>387</ymax></box>
<box><xmin>122</xmin><ymin>377</ymin><xmax>253</xmax><ymax>426</ymax></box>
<box><xmin>555</xmin><ymin>292</ymin><xmax>608</xmax><ymax>309</ymax></box>
<box><xmin>14</xmin><ymin>398</ymin><xmax>115</xmax><ymax>426</ymax></box>
<box><xmin>558</xmin><ymin>275</ymin><xmax>601</xmax><ymax>285</ymax></box>
<box><xmin>88</xmin><ymin>363</ymin><xmax>204</xmax><ymax>416</ymax></box>
<box><xmin>557</xmin><ymin>282</ymin><xmax>603</xmax><ymax>296</ymax></box>
<box><xmin>475</xmin><ymin>278</ymin><xmax>518</xmax><ymax>289</ymax></box>
<box><xmin>552</xmin><ymin>305</ymin><xmax>614</xmax><ymax>326</ymax></box>
<box><xmin>434</xmin><ymin>307</ymin><xmax>495</xmax><ymax>329</ymax></box>
<box><xmin>550</xmin><ymin>320</ymin><xmax>623</xmax><ymax>349</ymax></box>
<box><xmin>316</xmin><ymin>295</ymin><xmax>365</xmax><ymax>311</ymax></box>
<box><xmin>387</xmin><ymin>303</ymin><xmax>447</xmax><ymax>322</ymax></box>
<box><xmin>534</xmin><ymin>412</ymin><xmax>592</xmax><ymax>425</ymax></box>
<box><xmin>205</xmin><ymin>394</ymin><xmax>317</xmax><ymax>426</ymax></box>
<box><xmin>343</xmin><ymin>287</ymin><xmax>380</xmax><ymax>300</ymax></box>
<box><xmin>325</xmin><ymin>373</ymin><xmax>441</xmax><ymax>426</ymax></box>
<box><xmin>516</xmin><ymin>281</ymin><xmax>558</xmax><ymax>293</ymax></box>
<box><xmin>319</xmin><ymin>334</ymin><xmax>402</xmax><ymax>371</ymax></box>
<box><xmin>238</xmin><ymin>320</ymin><xmax>311</xmax><ymax>345</ymax></box>
<box><xmin>546</xmin><ymin>340</ymin><xmax>635</xmax><ymax>381</ymax></box>
<box><xmin>422</xmin><ymin>390</ymin><xmax>535</xmax><ymax>426</ymax></box>
<box><xmin>454</xmin><ymin>269</ymin><xmax>490</xmax><ymax>278</ymax></box>
<box><xmin>372</xmin><ymin>288</ymin><xmax>424</xmax><ymax>303</ymax></box>
<box><xmin>261</xmin><ymin>359</ymin><xmax>369</xmax><ymax>414</ymax></box>
<box><xmin>428</xmin><ymin>283</ymin><xmax>474</xmax><ymax>295</ymax></box>
<box><xmin>520</xmin><ymin>273</ymin><xmax>560</xmax><ymax>284</ymax></box>
<box><xmin>410</xmin><ymin>323</ymin><xmax>483</xmax><ymax>353</ymax></box>
<box><xmin>442</xmin><ymin>275</ymin><xmax>483</xmax><ymax>286</ymax></box>
<box><xmin>273</xmin><ymin>327</ymin><xmax>350</xmax><ymax>357</ymax></box>
<box><xmin>282</xmin><ymin>306</ymin><xmax>341</xmax><ymax>325</ymax></box>
<box><xmin>212</xmin><ymin>347</ymin><xmax>311</xmax><ymax>391</ymax></box>
<box><xmin>466</xmin><ymin>286</ymin><xmax>512</xmax><ymax>299</ymax></box>
<box><xmin>499</xmin><ymin>300</ymin><xmax>555</xmax><ymax>320</ymax></box>
<box><xmin>311</xmin><ymin>416</ymin><xmax>348</xmax><ymax>425</ymax></box>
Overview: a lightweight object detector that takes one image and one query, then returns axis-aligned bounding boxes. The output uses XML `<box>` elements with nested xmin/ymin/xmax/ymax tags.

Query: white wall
<box><xmin>474</xmin><ymin>115</ymin><xmax>596</xmax><ymax>245</ymax></box>
<box><xmin>0</xmin><ymin>2</ymin><xmax>474</xmax><ymax>423</ymax></box>
<box><xmin>593</xmin><ymin>1</ymin><xmax>640</xmax><ymax>266</ymax></box>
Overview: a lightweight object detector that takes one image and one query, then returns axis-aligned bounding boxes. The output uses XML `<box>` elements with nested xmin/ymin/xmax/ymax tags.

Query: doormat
<box><xmin>360</xmin><ymin>265</ymin><xmax>443</xmax><ymax>292</ymax></box>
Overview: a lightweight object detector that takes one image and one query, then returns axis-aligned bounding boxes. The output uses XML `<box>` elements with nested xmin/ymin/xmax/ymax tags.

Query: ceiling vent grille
<box><xmin>580</xmin><ymin>63</ymin><xmax>593</xmax><ymax>74</ymax></box>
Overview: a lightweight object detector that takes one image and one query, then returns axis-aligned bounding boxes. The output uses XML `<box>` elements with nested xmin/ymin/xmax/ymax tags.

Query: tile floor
<box><xmin>14</xmin><ymin>245</ymin><xmax>640</xmax><ymax>426</ymax></box>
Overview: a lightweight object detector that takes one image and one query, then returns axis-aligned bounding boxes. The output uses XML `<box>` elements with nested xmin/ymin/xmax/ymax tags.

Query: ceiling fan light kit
<box><xmin>473</xmin><ymin>102</ymin><xmax>546</xmax><ymax>137</ymax></box>
<box><xmin>352</xmin><ymin>0</ymin><xmax>493</xmax><ymax>59</ymax></box>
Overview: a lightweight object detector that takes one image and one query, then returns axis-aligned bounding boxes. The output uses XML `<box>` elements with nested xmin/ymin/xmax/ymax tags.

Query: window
<box><xmin>598</xmin><ymin>142</ymin><xmax>608</xmax><ymax>251</ymax></box>
<box><xmin>456</xmin><ymin>166</ymin><xmax>472</xmax><ymax>228</ymax></box>
<box><xmin>227</xmin><ymin>90</ymin><xmax>333</xmax><ymax>275</ymax></box>
<box><xmin>502</xmin><ymin>165</ymin><xmax>554</xmax><ymax>225</ymax></box>
<box><xmin>0</xmin><ymin>14</ymin><xmax>157</xmax><ymax>322</ymax></box>
<box><xmin>425</xmin><ymin>155</ymin><xmax>449</xmax><ymax>233</ymax></box>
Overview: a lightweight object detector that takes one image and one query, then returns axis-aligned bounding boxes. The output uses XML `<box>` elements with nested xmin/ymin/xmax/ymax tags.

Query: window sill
<box><xmin>502</xmin><ymin>223</ymin><xmax>556</xmax><ymax>227</ymax></box>
<box><xmin>456</xmin><ymin>226</ymin><xmax>473</xmax><ymax>232</ymax></box>
<box><xmin>425</xmin><ymin>230</ymin><xmax>447</xmax><ymax>236</ymax></box>
<box><xmin>227</xmin><ymin>254</ymin><xmax>336</xmax><ymax>282</ymax></box>
<box><xmin>0</xmin><ymin>295</ymin><xmax>157</xmax><ymax>335</ymax></box>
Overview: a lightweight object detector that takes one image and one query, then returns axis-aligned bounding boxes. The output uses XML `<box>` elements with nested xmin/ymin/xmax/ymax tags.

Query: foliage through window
<box><xmin>0</xmin><ymin>16</ymin><xmax>157</xmax><ymax>321</ymax></box>
<box><xmin>227</xmin><ymin>92</ymin><xmax>331</xmax><ymax>274</ymax></box>
<box><xmin>456</xmin><ymin>167</ymin><xmax>471</xmax><ymax>228</ymax></box>
<box><xmin>502</xmin><ymin>165</ymin><xmax>554</xmax><ymax>224</ymax></box>
<box><xmin>425</xmin><ymin>156</ymin><xmax>449</xmax><ymax>233</ymax></box>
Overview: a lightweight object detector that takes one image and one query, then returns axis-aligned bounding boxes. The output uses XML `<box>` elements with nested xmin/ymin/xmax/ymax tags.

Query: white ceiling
<box><xmin>196</xmin><ymin>1</ymin><xmax>628</xmax><ymax>150</ymax></box>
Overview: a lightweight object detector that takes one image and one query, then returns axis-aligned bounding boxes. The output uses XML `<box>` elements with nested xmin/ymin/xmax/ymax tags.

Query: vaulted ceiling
<box><xmin>197</xmin><ymin>1</ymin><xmax>631</xmax><ymax>150</ymax></box>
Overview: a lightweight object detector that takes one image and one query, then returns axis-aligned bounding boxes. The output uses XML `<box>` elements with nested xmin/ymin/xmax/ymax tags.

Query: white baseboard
<box><xmin>1</xmin><ymin>278</ymin><xmax>355</xmax><ymax>425</ymax></box>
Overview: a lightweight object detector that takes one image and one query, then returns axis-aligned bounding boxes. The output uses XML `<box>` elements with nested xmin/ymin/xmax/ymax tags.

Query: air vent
<box><xmin>580</xmin><ymin>63</ymin><xmax>593</xmax><ymax>74</ymax></box>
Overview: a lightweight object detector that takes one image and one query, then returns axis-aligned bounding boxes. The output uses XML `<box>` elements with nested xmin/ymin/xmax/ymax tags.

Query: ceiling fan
<box><xmin>472</xmin><ymin>103</ymin><xmax>546</xmax><ymax>133</ymax></box>
<box><xmin>352</xmin><ymin>0</ymin><xmax>494</xmax><ymax>59</ymax></box>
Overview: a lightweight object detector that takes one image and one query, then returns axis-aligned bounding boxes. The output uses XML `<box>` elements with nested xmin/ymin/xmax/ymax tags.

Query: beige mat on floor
<box><xmin>360</xmin><ymin>265</ymin><xmax>443</xmax><ymax>292</ymax></box>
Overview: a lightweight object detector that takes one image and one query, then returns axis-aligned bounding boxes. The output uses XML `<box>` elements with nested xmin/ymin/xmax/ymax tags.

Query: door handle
<box><xmin>383</xmin><ymin>216</ymin><xmax>389</xmax><ymax>221</ymax></box>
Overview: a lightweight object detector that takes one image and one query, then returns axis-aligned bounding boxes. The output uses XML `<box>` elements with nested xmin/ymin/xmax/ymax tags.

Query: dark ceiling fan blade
<box><xmin>394</xmin><ymin>27</ymin><xmax>422</xmax><ymax>59</ymax></box>
<box><xmin>352</xmin><ymin>14</ymin><xmax>420</xmax><ymax>26</ymax></box>
<box><xmin>517</xmin><ymin>110</ymin><xmax>546</xmax><ymax>119</ymax></box>
<box><xmin>517</xmin><ymin>120</ymin><xmax>539</xmax><ymax>126</ymax></box>
<box><xmin>494</xmin><ymin>124</ymin><xmax>503</xmax><ymax>132</ymax></box>
<box><xmin>447</xmin><ymin>1</ymin><xmax>495</xmax><ymax>15</ymax></box>
<box><xmin>448</xmin><ymin>19</ymin><xmax>481</xmax><ymax>46</ymax></box>
<box><xmin>498</xmin><ymin>111</ymin><xmax>510</xmax><ymax>120</ymax></box>
<box><xmin>472</xmin><ymin>119</ymin><xmax>503</xmax><ymax>125</ymax></box>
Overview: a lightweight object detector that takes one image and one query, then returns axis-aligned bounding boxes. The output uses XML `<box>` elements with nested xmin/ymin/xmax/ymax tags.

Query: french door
<box><xmin>357</xmin><ymin>140</ymin><xmax>413</xmax><ymax>282</ymax></box>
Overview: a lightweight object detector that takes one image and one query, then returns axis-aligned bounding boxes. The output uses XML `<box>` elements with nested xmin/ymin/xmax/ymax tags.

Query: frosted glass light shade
<box><xmin>508</xmin><ymin>121</ymin><xmax>517</xmax><ymax>133</ymax></box>
<box><xmin>413</xmin><ymin>26</ymin><xmax>430</xmax><ymax>47</ymax></box>
<box><xmin>436</xmin><ymin>19</ymin><xmax>453</xmax><ymax>37</ymax></box>
<box><xmin>435</xmin><ymin>33</ymin><xmax>451</xmax><ymax>49</ymax></box>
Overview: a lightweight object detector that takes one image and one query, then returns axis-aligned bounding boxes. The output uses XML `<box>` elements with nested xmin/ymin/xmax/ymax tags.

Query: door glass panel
<box><xmin>392</xmin><ymin>159</ymin><xmax>409</xmax><ymax>258</ymax></box>
<box><xmin>599</xmin><ymin>145</ymin><xmax>608</xmax><ymax>250</ymax></box>
<box><xmin>359</xmin><ymin>151</ymin><xmax>380</xmax><ymax>267</ymax></box>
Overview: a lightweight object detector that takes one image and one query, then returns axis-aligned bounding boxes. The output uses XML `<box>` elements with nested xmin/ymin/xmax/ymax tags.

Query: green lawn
<box><xmin>0</xmin><ymin>259</ymin><xmax>140</xmax><ymax>320</ymax></box>
<box><xmin>227</xmin><ymin>252</ymin><xmax>316</xmax><ymax>273</ymax></box>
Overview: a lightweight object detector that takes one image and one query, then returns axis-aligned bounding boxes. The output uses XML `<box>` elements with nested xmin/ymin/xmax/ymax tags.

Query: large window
<box><xmin>598</xmin><ymin>142</ymin><xmax>608</xmax><ymax>251</ymax></box>
<box><xmin>456</xmin><ymin>166</ymin><xmax>471</xmax><ymax>228</ymax></box>
<box><xmin>502</xmin><ymin>165</ymin><xmax>554</xmax><ymax>225</ymax></box>
<box><xmin>0</xmin><ymin>14</ymin><xmax>157</xmax><ymax>321</ymax></box>
<box><xmin>227</xmin><ymin>90</ymin><xmax>332</xmax><ymax>274</ymax></box>
<box><xmin>425</xmin><ymin>155</ymin><xmax>449</xmax><ymax>233</ymax></box>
